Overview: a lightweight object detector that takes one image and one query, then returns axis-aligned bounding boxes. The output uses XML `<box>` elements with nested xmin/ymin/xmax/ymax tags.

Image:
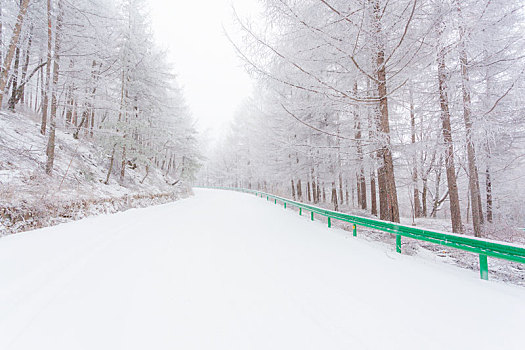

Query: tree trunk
<box><xmin>65</xmin><ymin>92</ymin><xmax>73</xmax><ymax>125</ymax></box>
<box><xmin>354</xmin><ymin>80</ymin><xmax>367</xmax><ymax>210</ymax></box>
<box><xmin>332</xmin><ymin>182</ymin><xmax>338</xmax><ymax>211</ymax></box>
<box><xmin>422</xmin><ymin>177</ymin><xmax>428</xmax><ymax>217</ymax></box>
<box><xmin>73</xmin><ymin>62</ymin><xmax>99</xmax><ymax>139</ymax></box>
<box><xmin>90</xmin><ymin>109</ymin><xmax>95</xmax><ymax>137</ymax></box>
<box><xmin>291</xmin><ymin>179</ymin><xmax>296</xmax><ymax>200</ymax></box>
<box><xmin>9</xmin><ymin>61</ymin><xmax>47</xmax><ymax>108</ymax></box>
<box><xmin>486</xmin><ymin>165</ymin><xmax>493</xmax><ymax>223</ymax></box>
<box><xmin>120</xmin><ymin>145</ymin><xmax>126</xmax><ymax>182</ymax></box>
<box><xmin>370</xmin><ymin>170</ymin><xmax>377</xmax><ymax>216</ymax></box>
<box><xmin>437</xmin><ymin>33</ymin><xmax>462</xmax><ymax>232</ymax></box>
<box><xmin>105</xmin><ymin>145</ymin><xmax>116</xmax><ymax>185</ymax></box>
<box><xmin>409</xmin><ymin>83</ymin><xmax>422</xmax><ymax>218</ymax></box>
<box><xmin>8</xmin><ymin>36</ymin><xmax>20</xmax><ymax>111</ymax></box>
<box><xmin>356</xmin><ymin>175</ymin><xmax>361</xmax><ymax>208</ymax></box>
<box><xmin>367</xmin><ymin>81</ymin><xmax>378</xmax><ymax>216</ymax></box>
<box><xmin>338</xmin><ymin>173</ymin><xmax>343</xmax><ymax>205</ymax></box>
<box><xmin>431</xmin><ymin>156</ymin><xmax>443</xmax><ymax>218</ymax></box>
<box><xmin>140</xmin><ymin>165</ymin><xmax>149</xmax><ymax>184</ymax></box>
<box><xmin>37</xmin><ymin>57</ymin><xmax>44</xmax><ymax>112</ymax></box>
<box><xmin>455</xmin><ymin>0</ymin><xmax>482</xmax><ymax>237</ymax></box>
<box><xmin>72</xmin><ymin>100</ymin><xmax>78</xmax><ymax>126</ymax></box>
<box><xmin>0</xmin><ymin>0</ymin><xmax>30</xmax><ymax>108</ymax></box>
<box><xmin>483</xmin><ymin>57</ymin><xmax>494</xmax><ymax>225</ymax></box>
<box><xmin>307</xmin><ymin>181</ymin><xmax>311</xmax><ymax>202</ymax></box>
<box><xmin>33</xmin><ymin>57</ymin><xmax>40</xmax><ymax>112</ymax></box>
<box><xmin>358</xmin><ymin>172</ymin><xmax>367</xmax><ymax>209</ymax></box>
<box><xmin>377</xmin><ymin>165</ymin><xmax>388</xmax><ymax>219</ymax></box>
<box><xmin>20</xmin><ymin>24</ymin><xmax>33</xmax><ymax>104</ymax></box>
<box><xmin>45</xmin><ymin>121</ymin><xmax>55</xmax><ymax>174</ymax></box>
<box><xmin>312</xmin><ymin>176</ymin><xmax>317</xmax><ymax>203</ymax></box>
<box><xmin>45</xmin><ymin>0</ymin><xmax>63</xmax><ymax>175</ymax></box>
<box><xmin>41</xmin><ymin>0</ymin><xmax>52</xmax><ymax>134</ymax></box>
<box><xmin>372</xmin><ymin>0</ymin><xmax>399</xmax><ymax>223</ymax></box>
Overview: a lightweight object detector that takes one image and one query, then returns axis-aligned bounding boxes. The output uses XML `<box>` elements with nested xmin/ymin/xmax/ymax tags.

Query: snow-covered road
<box><xmin>0</xmin><ymin>189</ymin><xmax>523</xmax><ymax>349</ymax></box>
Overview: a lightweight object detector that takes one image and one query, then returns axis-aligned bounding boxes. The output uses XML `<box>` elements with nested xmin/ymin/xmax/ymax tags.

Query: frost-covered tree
<box><xmin>202</xmin><ymin>0</ymin><xmax>525</xmax><ymax>238</ymax></box>
<box><xmin>0</xmin><ymin>0</ymin><xmax>200</xmax><ymax>185</ymax></box>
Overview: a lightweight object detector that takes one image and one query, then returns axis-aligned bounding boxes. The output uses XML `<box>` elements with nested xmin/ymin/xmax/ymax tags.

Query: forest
<box><xmin>201</xmin><ymin>0</ymin><xmax>525</xmax><ymax>239</ymax></box>
<box><xmin>1</xmin><ymin>0</ymin><xmax>524</xmax><ymax>240</ymax></box>
<box><xmin>0</xmin><ymin>2</ymin><xmax>523</xmax><ymax>347</ymax></box>
<box><xmin>0</xmin><ymin>0</ymin><xmax>200</xmax><ymax>232</ymax></box>
<box><xmin>0</xmin><ymin>0</ymin><xmax>525</xmax><ymax>350</ymax></box>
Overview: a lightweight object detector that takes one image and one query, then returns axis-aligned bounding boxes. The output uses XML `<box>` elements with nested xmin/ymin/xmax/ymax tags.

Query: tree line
<box><xmin>0</xmin><ymin>0</ymin><xmax>200</xmax><ymax>185</ymax></box>
<box><xmin>202</xmin><ymin>0</ymin><xmax>525</xmax><ymax>237</ymax></box>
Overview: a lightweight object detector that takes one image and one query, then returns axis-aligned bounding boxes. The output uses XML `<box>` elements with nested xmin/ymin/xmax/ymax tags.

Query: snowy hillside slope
<box><xmin>0</xmin><ymin>189</ymin><xmax>523</xmax><ymax>350</ymax></box>
<box><xmin>0</xmin><ymin>109</ymin><xmax>189</xmax><ymax>234</ymax></box>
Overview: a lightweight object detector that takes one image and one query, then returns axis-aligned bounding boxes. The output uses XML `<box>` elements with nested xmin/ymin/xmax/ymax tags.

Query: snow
<box><xmin>0</xmin><ymin>109</ymin><xmax>190</xmax><ymax>234</ymax></box>
<box><xmin>0</xmin><ymin>188</ymin><xmax>523</xmax><ymax>349</ymax></box>
<box><xmin>0</xmin><ymin>109</ymin><xmax>181</xmax><ymax>209</ymax></box>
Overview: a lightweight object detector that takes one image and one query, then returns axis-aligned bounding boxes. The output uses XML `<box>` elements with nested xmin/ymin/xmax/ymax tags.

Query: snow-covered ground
<box><xmin>0</xmin><ymin>188</ymin><xmax>523</xmax><ymax>349</ymax></box>
<box><xmin>0</xmin><ymin>110</ymin><xmax>177</xmax><ymax>203</ymax></box>
<box><xmin>0</xmin><ymin>110</ymin><xmax>188</xmax><ymax>234</ymax></box>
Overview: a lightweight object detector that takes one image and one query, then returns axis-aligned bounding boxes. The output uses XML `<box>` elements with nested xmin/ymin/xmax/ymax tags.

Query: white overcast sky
<box><xmin>148</xmin><ymin>0</ymin><xmax>260</xmax><ymax>134</ymax></box>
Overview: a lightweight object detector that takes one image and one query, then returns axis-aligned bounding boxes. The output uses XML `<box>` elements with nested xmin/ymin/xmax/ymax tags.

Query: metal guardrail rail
<box><xmin>198</xmin><ymin>186</ymin><xmax>525</xmax><ymax>280</ymax></box>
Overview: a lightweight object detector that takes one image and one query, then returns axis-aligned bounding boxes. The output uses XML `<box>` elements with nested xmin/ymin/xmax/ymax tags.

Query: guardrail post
<box><xmin>328</xmin><ymin>217</ymin><xmax>331</xmax><ymax>228</ymax></box>
<box><xmin>266</xmin><ymin>196</ymin><xmax>268</xmax><ymax>201</ymax></box>
<box><xmin>353</xmin><ymin>224</ymin><xmax>357</xmax><ymax>237</ymax></box>
<box><xmin>396</xmin><ymin>235</ymin><xmax>402</xmax><ymax>253</ymax></box>
<box><xmin>299</xmin><ymin>208</ymin><xmax>302</xmax><ymax>216</ymax></box>
<box><xmin>311</xmin><ymin>211</ymin><xmax>314</xmax><ymax>221</ymax></box>
<box><xmin>479</xmin><ymin>254</ymin><xmax>489</xmax><ymax>280</ymax></box>
<box><xmin>274</xmin><ymin>199</ymin><xmax>277</xmax><ymax>204</ymax></box>
<box><xmin>284</xmin><ymin>202</ymin><xmax>287</xmax><ymax>209</ymax></box>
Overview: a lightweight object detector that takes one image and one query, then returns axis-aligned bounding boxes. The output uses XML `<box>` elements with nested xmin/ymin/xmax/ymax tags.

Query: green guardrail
<box><xmin>198</xmin><ymin>186</ymin><xmax>525</xmax><ymax>280</ymax></box>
